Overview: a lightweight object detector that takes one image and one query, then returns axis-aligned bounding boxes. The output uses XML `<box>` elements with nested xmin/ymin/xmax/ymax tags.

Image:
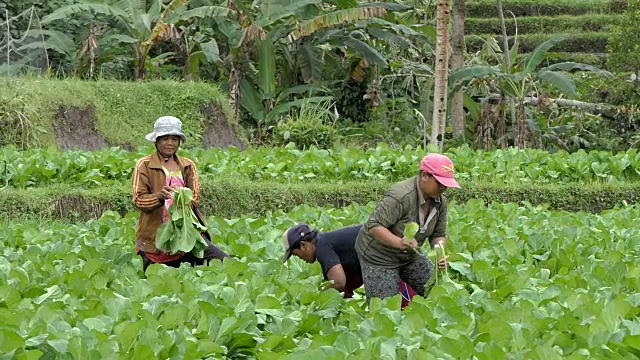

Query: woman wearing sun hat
<box><xmin>132</xmin><ymin>116</ymin><xmax>227</xmax><ymax>272</ymax></box>
<box><xmin>355</xmin><ymin>153</ymin><xmax>460</xmax><ymax>301</ymax></box>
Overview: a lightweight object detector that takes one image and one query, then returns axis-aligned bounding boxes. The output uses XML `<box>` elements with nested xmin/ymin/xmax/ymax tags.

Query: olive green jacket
<box><xmin>355</xmin><ymin>176</ymin><xmax>448</xmax><ymax>268</ymax></box>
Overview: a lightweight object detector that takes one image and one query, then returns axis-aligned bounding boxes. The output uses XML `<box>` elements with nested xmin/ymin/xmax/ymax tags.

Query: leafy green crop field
<box><xmin>1</xmin><ymin>202</ymin><xmax>639</xmax><ymax>359</ymax></box>
<box><xmin>2</xmin><ymin>145</ymin><xmax>640</xmax><ymax>188</ymax></box>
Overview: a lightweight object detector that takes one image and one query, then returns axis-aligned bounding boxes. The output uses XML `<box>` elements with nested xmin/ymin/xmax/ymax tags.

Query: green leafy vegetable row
<box><xmin>2</xmin><ymin>144</ymin><xmax>640</xmax><ymax>188</ymax></box>
<box><xmin>1</xmin><ymin>202</ymin><xmax>638</xmax><ymax>358</ymax></box>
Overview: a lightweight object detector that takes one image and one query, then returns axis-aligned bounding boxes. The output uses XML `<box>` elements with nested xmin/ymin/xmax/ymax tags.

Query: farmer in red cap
<box><xmin>355</xmin><ymin>153</ymin><xmax>460</xmax><ymax>302</ymax></box>
<box><xmin>282</xmin><ymin>223</ymin><xmax>417</xmax><ymax>307</ymax></box>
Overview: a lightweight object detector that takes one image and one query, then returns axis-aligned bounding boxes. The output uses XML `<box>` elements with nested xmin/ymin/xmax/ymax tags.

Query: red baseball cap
<box><xmin>419</xmin><ymin>153</ymin><xmax>461</xmax><ymax>188</ymax></box>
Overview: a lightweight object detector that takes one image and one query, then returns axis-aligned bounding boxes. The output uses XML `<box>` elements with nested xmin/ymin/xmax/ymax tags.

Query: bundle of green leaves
<box><xmin>155</xmin><ymin>187</ymin><xmax>208</xmax><ymax>257</ymax></box>
<box><xmin>403</xmin><ymin>222</ymin><xmax>420</xmax><ymax>240</ymax></box>
<box><xmin>404</xmin><ymin>221</ymin><xmax>449</xmax><ymax>284</ymax></box>
<box><xmin>403</xmin><ymin>222</ymin><xmax>421</xmax><ymax>255</ymax></box>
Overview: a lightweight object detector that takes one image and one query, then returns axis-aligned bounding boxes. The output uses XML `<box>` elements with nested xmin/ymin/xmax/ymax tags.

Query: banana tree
<box><xmin>41</xmin><ymin>0</ymin><xmax>230</xmax><ymax>79</ymax></box>
<box><xmin>193</xmin><ymin>0</ymin><xmax>326</xmax><ymax>134</ymax></box>
<box><xmin>449</xmin><ymin>35</ymin><xmax>612</xmax><ymax>148</ymax></box>
<box><xmin>38</xmin><ymin>23</ymin><xmax>119</xmax><ymax>78</ymax></box>
<box><xmin>286</xmin><ymin>2</ymin><xmax>411</xmax><ymax>70</ymax></box>
<box><xmin>211</xmin><ymin>1</ymin><xmax>412</xmax><ymax>133</ymax></box>
<box><xmin>238</xmin><ymin>36</ymin><xmax>333</xmax><ymax>137</ymax></box>
<box><xmin>172</xmin><ymin>3</ymin><xmax>236</xmax><ymax>80</ymax></box>
<box><xmin>284</xmin><ymin>2</ymin><xmax>426</xmax><ymax>123</ymax></box>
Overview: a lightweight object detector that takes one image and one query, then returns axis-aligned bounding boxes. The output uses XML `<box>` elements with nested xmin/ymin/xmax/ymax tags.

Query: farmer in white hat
<box><xmin>132</xmin><ymin>116</ymin><xmax>227</xmax><ymax>272</ymax></box>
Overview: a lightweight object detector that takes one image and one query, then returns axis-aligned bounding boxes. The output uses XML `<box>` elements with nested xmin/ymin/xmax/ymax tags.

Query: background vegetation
<box><xmin>1</xmin><ymin>0</ymin><xmax>637</xmax><ymax>153</ymax></box>
<box><xmin>1</xmin><ymin>3</ymin><xmax>638</xmax><ymax>358</ymax></box>
<box><xmin>1</xmin><ymin>0</ymin><xmax>639</xmax><ymax>218</ymax></box>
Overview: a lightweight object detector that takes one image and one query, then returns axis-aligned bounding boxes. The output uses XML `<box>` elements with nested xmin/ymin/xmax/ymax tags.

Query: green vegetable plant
<box><xmin>2</xmin><ymin>144</ymin><xmax>640</xmax><ymax>187</ymax></box>
<box><xmin>155</xmin><ymin>187</ymin><xmax>208</xmax><ymax>257</ymax></box>
<box><xmin>403</xmin><ymin>222</ymin><xmax>420</xmax><ymax>240</ymax></box>
<box><xmin>1</xmin><ymin>201</ymin><xmax>639</xmax><ymax>358</ymax></box>
<box><xmin>403</xmin><ymin>221</ymin><xmax>421</xmax><ymax>254</ymax></box>
<box><xmin>431</xmin><ymin>243</ymin><xmax>449</xmax><ymax>285</ymax></box>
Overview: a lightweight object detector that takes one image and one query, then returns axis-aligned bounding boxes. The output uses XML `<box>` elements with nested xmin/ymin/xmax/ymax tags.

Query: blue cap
<box><xmin>282</xmin><ymin>223</ymin><xmax>311</xmax><ymax>262</ymax></box>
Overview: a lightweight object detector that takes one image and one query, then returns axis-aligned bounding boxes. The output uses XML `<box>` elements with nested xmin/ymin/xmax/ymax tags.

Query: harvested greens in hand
<box><xmin>403</xmin><ymin>222</ymin><xmax>420</xmax><ymax>240</ymax></box>
<box><xmin>155</xmin><ymin>187</ymin><xmax>209</xmax><ymax>258</ymax></box>
<box><xmin>403</xmin><ymin>222</ymin><xmax>421</xmax><ymax>254</ymax></box>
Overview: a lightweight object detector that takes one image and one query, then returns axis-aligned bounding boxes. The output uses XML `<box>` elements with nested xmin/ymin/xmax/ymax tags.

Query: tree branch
<box><xmin>483</xmin><ymin>94</ymin><xmax>620</xmax><ymax>119</ymax></box>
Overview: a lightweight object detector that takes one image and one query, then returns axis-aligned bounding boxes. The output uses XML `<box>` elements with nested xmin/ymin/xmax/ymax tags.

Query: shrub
<box><xmin>537</xmin><ymin>53</ymin><xmax>608</xmax><ymax>71</ymax></box>
<box><xmin>271</xmin><ymin>100</ymin><xmax>338</xmax><ymax>149</ymax></box>
<box><xmin>0</xmin><ymin>94</ymin><xmax>47</xmax><ymax>149</ymax></box>
<box><xmin>572</xmin><ymin>72</ymin><xmax>640</xmax><ymax>106</ymax></box>
<box><xmin>607</xmin><ymin>0</ymin><xmax>640</xmax><ymax>73</ymax></box>
<box><xmin>3</xmin><ymin>180</ymin><xmax>639</xmax><ymax>222</ymax></box>
<box><xmin>361</xmin><ymin>97</ymin><xmax>423</xmax><ymax>146</ymax></box>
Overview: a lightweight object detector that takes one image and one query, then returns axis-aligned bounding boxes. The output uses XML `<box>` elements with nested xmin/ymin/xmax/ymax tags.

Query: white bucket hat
<box><xmin>145</xmin><ymin>116</ymin><xmax>187</xmax><ymax>142</ymax></box>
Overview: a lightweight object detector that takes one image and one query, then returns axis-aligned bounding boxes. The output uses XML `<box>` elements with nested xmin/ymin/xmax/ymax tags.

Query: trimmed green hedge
<box><xmin>2</xmin><ymin>179</ymin><xmax>639</xmax><ymax>222</ymax></box>
<box><xmin>467</xmin><ymin>0</ymin><xmax>627</xmax><ymax>18</ymax></box>
<box><xmin>466</xmin><ymin>32</ymin><xmax>609</xmax><ymax>54</ymax></box>
<box><xmin>465</xmin><ymin>14</ymin><xmax>620</xmax><ymax>35</ymax></box>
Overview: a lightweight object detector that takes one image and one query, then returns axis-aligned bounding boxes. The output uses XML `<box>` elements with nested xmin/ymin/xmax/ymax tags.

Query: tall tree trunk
<box><xmin>229</xmin><ymin>65</ymin><xmax>241</xmax><ymax>120</ymax></box>
<box><xmin>516</xmin><ymin>102</ymin><xmax>527</xmax><ymax>148</ymax></box>
<box><xmin>421</xmin><ymin>78</ymin><xmax>435</xmax><ymax>151</ymax></box>
<box><xmin>431</xmin><ymin>0</ymin><xmax>451</xmax><ymax>151</ymax></box>
<box><xmin>450</xmin><ymin>0</ymin><xmax>466</xmax><ymax>140</ymax></box>
<box><xmin>134</xmin><ymin>50</ymin><xmax>146</xmax><ymax>80</ymax></box>
<box><xmin>496</xmin><ymin>0</ymin><xmax>520</xmax><ymax>147</ymax></box>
